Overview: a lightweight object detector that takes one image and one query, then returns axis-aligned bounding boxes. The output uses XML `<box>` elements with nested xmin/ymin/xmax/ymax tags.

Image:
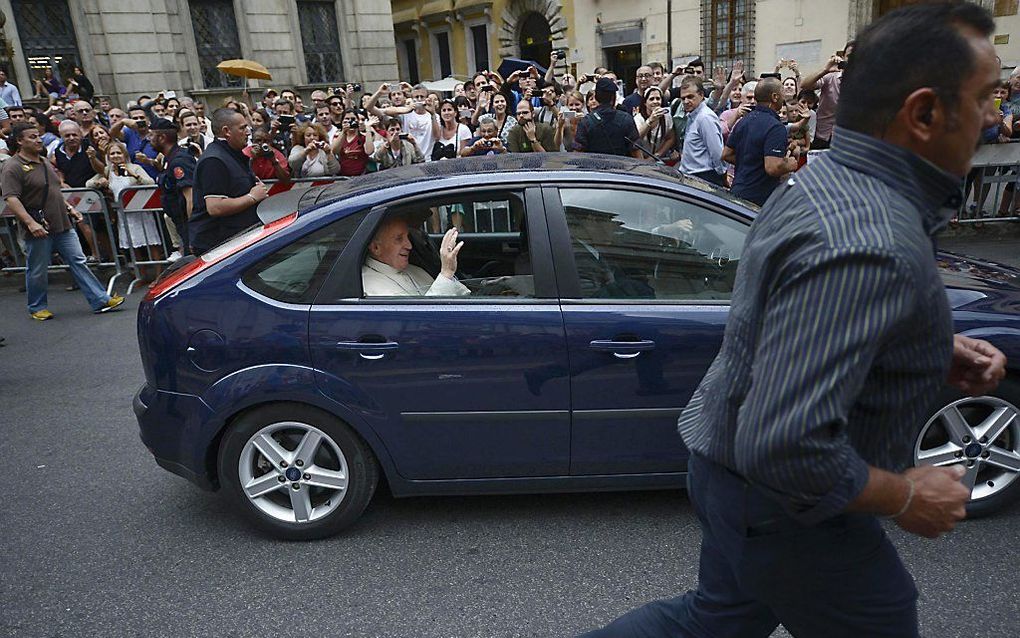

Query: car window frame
<box><xmin>313</xmin><ymin>185</ymin><xmax>559</xmax><ymax>305</ymax></box>
<box><xmin>543</xmin><ymin>183</ymin><xmax>753</xmax><ymax>305</ymax></box>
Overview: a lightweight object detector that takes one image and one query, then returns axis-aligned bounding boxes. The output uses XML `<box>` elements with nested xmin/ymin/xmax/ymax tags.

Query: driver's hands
<box><xmin>438</xmin><ymin>228</ymin><xmax>464</xmax><ymax>279</ymax></box>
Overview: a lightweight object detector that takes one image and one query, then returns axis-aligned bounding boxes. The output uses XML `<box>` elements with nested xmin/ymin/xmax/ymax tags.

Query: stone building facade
<box><xmin>569</xmin><ymin>0</ymin><xmax>1019</xmax><ymax>92</ymax></box>
<box><xmin>0</xmin><ymin>0</ymin><xmax>399</xmax><ymax>106</ymax></box>
<box><xmin>389</xmin><ymin>0</ymin><xmax>576</xmax><ymax>84</ymax></box>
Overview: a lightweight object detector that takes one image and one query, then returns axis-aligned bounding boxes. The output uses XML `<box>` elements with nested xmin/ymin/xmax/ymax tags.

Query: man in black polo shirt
<box><xmin>53</xmin><ymin>119</ymin><xmax>100</xmax><ymax>263</ymax></box>
<box><xmin>573</xmin><ymin>78</ymin><xmax>641</xmax><ymax>157</ymax></box>
<box><xmin>189</xmin><ymin>108</ymin><xmax>269</xmax><ymax>254</ymax></box>
<box><xmin>723</xmin><ymin>77</ymin><xmax>800</xmax><ymax>206</ymax></box>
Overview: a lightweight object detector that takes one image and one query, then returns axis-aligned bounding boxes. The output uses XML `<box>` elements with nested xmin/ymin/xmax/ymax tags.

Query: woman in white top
<box><xmin>633</xmin><ymin>86</ymin><xmax>674</xmax><ymax>158</ymax></box>
<box><xmin>86</xmin><ymin>141</ymin><xmax>157</xmax><ymax>248</ymax></box>
<box><xmin>431</xmin><ymin>99</ymin><xmax>472</xmax><ymax>161</ymax></box>
<box><xmin>555</xmin><ymin>90</ymin><xmax>588</xmax><ymax>152</ymax></box>
<box><xmin>289</xmin><ymin>122</ymin><xmax>341</xmax><ymax>178</ymax></box>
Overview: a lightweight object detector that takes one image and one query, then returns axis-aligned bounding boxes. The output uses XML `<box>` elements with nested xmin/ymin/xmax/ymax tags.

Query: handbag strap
<box><xmin>39</xmin><ymin>157</ymin><xmax>51</xmax><ymax>211</ymax></box>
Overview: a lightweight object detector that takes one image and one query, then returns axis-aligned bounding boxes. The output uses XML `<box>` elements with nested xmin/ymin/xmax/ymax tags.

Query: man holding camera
<box><xmin>1</xmin><ymin>124</ymin><xmax>124</xmax><ymax>320</ymax></box>
<box><xmin>189</xmin><ymin>108</ymin><xmax>269</xmax><ymax>255</ymax></box>
<box><xmin>802</xmin><ymin>41</ymin><xmax>854</xmax><ymax>149</ymax></box>
<box><xmin>573</xmin><ymin>78</ymin><xmax>641</xmax><ymax>157</ymax></box>
<box><xmin>372</xmin><ymin>117</ymin><xmax>424</xmax><ymax>169</ymax></box>
<box><xmin>367</xmin><ymin>84</ymin><xmax>439</xmax><ymax>159</ymax></box>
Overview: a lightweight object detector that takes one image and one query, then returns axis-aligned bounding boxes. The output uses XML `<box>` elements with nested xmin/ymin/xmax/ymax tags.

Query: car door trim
<box><xmin>573</xmin><ymin>407</ymin><xmax>685</xmax><ymax>420</ymax></box>
<box><xmin>402</xmin><ymin>410</ymin><xmax>570</xmax><ymax>423</ymax></box>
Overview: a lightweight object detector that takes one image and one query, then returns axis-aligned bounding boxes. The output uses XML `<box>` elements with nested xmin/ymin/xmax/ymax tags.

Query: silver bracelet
<box><xmin>888</xmin><ymin>477</ymin><xmax>915</xmax><ymax>519</ymax></box>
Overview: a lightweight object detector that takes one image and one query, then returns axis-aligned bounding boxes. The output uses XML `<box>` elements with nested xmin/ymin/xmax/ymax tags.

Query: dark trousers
<box><xmin>690</xmin><ymin>170</ymin><xmax>726</xmax><ymax>188</ymax></box>
<box><xmin>580</xmin><ymin>454</ymin><xmax>919</xmax><ymax>638</ymax></box>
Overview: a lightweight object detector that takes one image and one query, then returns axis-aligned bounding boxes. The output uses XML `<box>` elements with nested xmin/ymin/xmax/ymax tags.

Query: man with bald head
<box><xmin>362</xmin><ymin>219</ymin><xmax>469</xmax><ymax>296</ymax></box>
<box><xmin>71</xmin><ymin>100</ymin><xmax>97</xmax><ymax>137</ymax></box>
<box><xmin>722</xmin><ymin>76</ymin><xmax>799</xmax><ymax>205</ymax></box>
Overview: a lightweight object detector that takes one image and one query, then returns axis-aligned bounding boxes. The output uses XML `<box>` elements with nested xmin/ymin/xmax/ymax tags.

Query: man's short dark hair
<box><xmin>210</xmin><ymin>107</ymin><xmax>241</xmax><ymax>136</ymax></box>
<box><xmin>797</xmin><ymin>88</ymin><xmax>819</xmax><ymax>108</ymax></box>
<box><xmin>648</xmin><ymin>62</ymin><xmax>664</xmax><ymax>72</ymax></box>
<box><xmin>837</xmin><ymin>2</ymin><xmax>994</xmax><ymax>136</ymax></box>
<box><xmin>9</xmin><ymin>123</ymin><xmax>35</xmax><ymax>151</ymax></box>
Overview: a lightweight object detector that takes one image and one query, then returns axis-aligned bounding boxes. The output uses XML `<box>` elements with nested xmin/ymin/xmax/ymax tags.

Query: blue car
<box><xmin>135</xmin><ymin>154</ymin><xmax>1020</xmax><ymax>540</ymax></box>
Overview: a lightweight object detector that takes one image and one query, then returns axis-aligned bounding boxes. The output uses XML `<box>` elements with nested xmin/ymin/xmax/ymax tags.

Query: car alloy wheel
<box><xmin>219</xmin><ymin>403</ymin><xmax>378</xmax><ymax>540</ymax></box>
<box><xmin>238</xmin><ymin>421</ymin><xmax>350</xmax><ymax>524</ymax></box>
<box><xmin>915</xmin><ymin>395</ymin><xmax>1020</xmax><ymax>515</ymax></box>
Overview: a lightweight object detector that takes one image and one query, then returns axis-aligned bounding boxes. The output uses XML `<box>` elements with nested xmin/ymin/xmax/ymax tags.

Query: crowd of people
<box><xmin>2</xmin><ymin>47</ymin><xmax>1019</xmax><ymax>319</ymax></box>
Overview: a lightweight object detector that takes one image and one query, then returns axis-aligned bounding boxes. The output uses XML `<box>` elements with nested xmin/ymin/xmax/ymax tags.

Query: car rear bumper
<box><xmin>134</xmin><ymin>383</ymin><xmax>218</xmax><ymax>491</ymax></box>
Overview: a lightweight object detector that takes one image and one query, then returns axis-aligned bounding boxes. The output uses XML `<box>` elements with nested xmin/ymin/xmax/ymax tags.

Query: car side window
<box><xmin>362</xmin><ymin>191</ymin><xmax>535</xmax><ymax>298</ymax></box>
<box><xmin>242</xmin><ymin>211</ymin><xmax>367</xmax><ymax>304</ymax></box>
<box><xmin>559</xmin><ymin>188</ymin><xmax>747</xmax><ymax>301</ymax></box>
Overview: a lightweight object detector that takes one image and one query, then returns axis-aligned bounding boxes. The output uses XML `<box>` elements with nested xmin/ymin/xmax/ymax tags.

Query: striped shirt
<box><xmin>677</xmin><ymin>126</ymin><xmax>962</xmax><ymax>524</ymax></box>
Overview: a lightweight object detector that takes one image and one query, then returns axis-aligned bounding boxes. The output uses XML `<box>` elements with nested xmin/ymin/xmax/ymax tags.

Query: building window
<box><xmin>700</xmin><ymin>0</ymin><xmax>755</xmax><ymax>76</ymax></box>
<box><xmin>433</xmin><ymin>30</ymin><xmax>453</xmax><ymax>79</ymax></box>
<box><xmin>469</xmin><ymin>24</ymin><xmax>490</xmax><ymax>73</ymax></box>
<box><xmin>298</xmin><ymin>0</ymin><xmax>344</xmax><ymax>84</ymax></box>
<box><xmin>994</xmin><ymin>0</ymin><xmax>1019</xmax><ymax>16</ymax></box>
<box><xmin>402</xmin><ymin>39</ymin><xmax>420</xmax><ymax>85</ymax></box>
<box><xmin>189</xmin><ymin>0</ymin><xmax>243</xmax><ymax>89</ymax></box>
<box><xmin>12</xmin><ymin>0</ymin><xmax>81</xmax><ymax>88</ymax></box>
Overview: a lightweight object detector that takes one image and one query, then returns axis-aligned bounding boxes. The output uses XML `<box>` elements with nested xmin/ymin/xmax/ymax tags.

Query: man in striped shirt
<box><xmin>582</xmin><ymin>3</ymin><xmax>1005</xmax><ymax>637</ymax></box>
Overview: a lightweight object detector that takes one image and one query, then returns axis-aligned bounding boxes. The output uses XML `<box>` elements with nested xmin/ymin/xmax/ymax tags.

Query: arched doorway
<box><xmin>518</xmin><ymin>12</ymin><xmax>551</xmax><ymax>63</ymax></box>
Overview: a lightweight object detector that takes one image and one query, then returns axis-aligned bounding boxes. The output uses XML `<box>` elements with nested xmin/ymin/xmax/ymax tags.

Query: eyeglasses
<box><xmin>636</xmin><ymin>73</ymin><xmax>653</xmax><ymax>79</ymax></box>
<box><xmin>75</xmin><ymin>107</ymin><xmax>92</xmax><ymax>113</ymax></box>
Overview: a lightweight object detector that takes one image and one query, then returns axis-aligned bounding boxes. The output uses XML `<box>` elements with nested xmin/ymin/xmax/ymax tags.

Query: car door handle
<box><xmin>336</xmin><ymin>340</ymin><xmax>400</xmax><ymax>361</ymax></box>
<box><xmin>589</xmin><ymin>340</ymin><xmax>656</xmax><ymax>359</ymax></box>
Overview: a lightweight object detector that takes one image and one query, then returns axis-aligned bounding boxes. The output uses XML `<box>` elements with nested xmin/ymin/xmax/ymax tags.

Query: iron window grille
<box><xmin>298</xmin><ymin>0</ymin><xmax>344</xmax><ymax>85</ymax></box>
<box><xmin>700</xmin><ymin>0</ymin><xmax>755</xmax><ymax>79</ymax></box>
<box><xmin>12</xmin><ymin>0</ymin><xmax>81</xmax><ymax>85</ymax></box>
<box><xmin>189</xmin><ymin>0</ymin><xmax>243</xmax><ymax>89</ymax></box>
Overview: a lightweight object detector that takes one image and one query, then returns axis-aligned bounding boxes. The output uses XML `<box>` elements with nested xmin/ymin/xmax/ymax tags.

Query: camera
<box><xmin>482</xmin><ymin>139</ymin><xmax>494</xmax><ymax>148</ymax></box>
<box><xmin>683</xmin><ymin>68</ymin><xmax>696</xmax><ymax>75</ymax></box>
<box><xmin>481</xmin><ymin>85</ymin><xmax>495</xmax><ymax>92</ymax></box>
<box><xmin>258</xmin><ymin>142</ymin><xmax>273</xmax><ymax>155</ymax></box>
<box><xmin>554</xmin><ymin>49</ymin><xmax>567</xmax><ymax>60</ymax></box>
<box><xmin>351</xmin><ymin>83</ymin><xmax>362</xmax><ymax>92</ymax></box>
<box><xmin>398</xmin><ymin>133</ymin><xmax>410</xmax><ymax>140</ymax></box>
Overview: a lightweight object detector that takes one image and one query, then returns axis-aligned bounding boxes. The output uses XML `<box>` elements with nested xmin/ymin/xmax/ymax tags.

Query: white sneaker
<box><xmin>167</xmin><ymin>251</ymin><xmax>182</xmax><ymax>262</ymax></box>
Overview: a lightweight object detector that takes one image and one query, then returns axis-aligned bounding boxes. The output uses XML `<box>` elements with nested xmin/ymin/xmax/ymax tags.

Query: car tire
<box><xmin>218</xmin><ymin>403</ymin><xmax>378</xmax><ymax>540</ymax></box>
<box><xmin>914</xmin><ymin>377</ymin><xmax>1020</xmax><ymax>518</ymax></box>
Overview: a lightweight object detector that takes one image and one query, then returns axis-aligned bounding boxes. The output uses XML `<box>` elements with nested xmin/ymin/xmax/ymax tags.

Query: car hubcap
<box><xmin>238</xmin><ymin>422</ymin><xmax>349</xmax><ymax>524</ymax></box>
<box><xmin>915</xmin><ymin>397</ymin><xmax>1020</xmax><ymax>501</ymax></box>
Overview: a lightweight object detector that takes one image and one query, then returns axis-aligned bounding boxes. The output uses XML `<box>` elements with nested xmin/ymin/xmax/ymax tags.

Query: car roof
<box><xmin>286</xmin><ymin>153</ymin><xmax>759</xmax><ymax>215</ymax></box>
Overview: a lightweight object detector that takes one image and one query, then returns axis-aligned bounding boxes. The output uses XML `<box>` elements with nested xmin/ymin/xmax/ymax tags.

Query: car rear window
<box><xmin>242</xmin><ymin>211</ymin><xmax>366</xmax><ymax>304</ymax></box>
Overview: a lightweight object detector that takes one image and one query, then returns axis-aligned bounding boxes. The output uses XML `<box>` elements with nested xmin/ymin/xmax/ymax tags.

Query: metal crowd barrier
<box><xmin>116</xmin><ymin>176</ymin><xmax>349</xmax><ymax>294</ymax></box>
<box><xmin>958</xmin><ymin>141</ymin><xmax>1020</xmax><ymax>225</ymax></box>
<box><xmin>1</xmin><ymin>187</ymin><xmax>129</xmax><ymax>295</ymax></box>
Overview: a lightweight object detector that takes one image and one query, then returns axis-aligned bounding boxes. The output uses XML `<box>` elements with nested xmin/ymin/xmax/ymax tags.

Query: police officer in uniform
<box><xmin>149</xmin><ymin>118</ymin><xmax>196</xmax><ymax>256</ymax></box>
<box><xmin>189</xmin><ymin>107</ymin><xmax>269</xmax><ymax>254</ymax></box>
<box><xmin>572</xmin><ymin>78</ymin><xmax>641</xmax><ymax>158</ymax></box>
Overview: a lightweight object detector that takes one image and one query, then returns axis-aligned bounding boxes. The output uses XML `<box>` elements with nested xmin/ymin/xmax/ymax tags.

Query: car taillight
<box><xmin>144</xmin><ymin>212</ymin><xmax>299</xmax><ymax>301</ymax></box>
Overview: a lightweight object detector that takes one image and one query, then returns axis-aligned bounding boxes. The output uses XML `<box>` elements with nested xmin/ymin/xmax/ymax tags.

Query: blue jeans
<box><xmin>25</xmin><ymin>229</ymin><xmax>110</xmax><ymax>313</ymax></box>
<box><xmin>579</xmin><ymin>454</ymin><xmax>919</xmax><ymax>638</ymax></box>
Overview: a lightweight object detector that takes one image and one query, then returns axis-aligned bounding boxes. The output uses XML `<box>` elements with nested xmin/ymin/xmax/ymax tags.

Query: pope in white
<box><xmin>362</xmin><ymin>217</ymin><xmax>470</xmax><ymax>296</ymax></box>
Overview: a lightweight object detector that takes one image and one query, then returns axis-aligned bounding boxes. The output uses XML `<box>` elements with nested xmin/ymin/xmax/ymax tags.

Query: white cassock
<box><xmin>362</xmin><ymin>257</ymin><xmax>470</xmax><ymax>297</ymax></box>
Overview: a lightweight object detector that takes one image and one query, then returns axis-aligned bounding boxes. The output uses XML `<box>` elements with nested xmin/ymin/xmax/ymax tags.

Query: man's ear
<box><xmin>900</xmin><ymin>87</ymin><xmax>940</xmax><ymax>142</ymax></box>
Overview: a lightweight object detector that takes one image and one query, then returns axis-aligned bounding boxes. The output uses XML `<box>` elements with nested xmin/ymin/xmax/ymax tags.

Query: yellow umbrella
<box><xmin>216</xmin><ymin>59</ymin><xmax>272</xmax><ymax>81</ymax></box>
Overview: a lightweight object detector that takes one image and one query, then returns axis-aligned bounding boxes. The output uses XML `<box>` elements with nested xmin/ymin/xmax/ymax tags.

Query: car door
<box><xmin>544</xmin><ymin>185</ymin><xmax>749</xmax><ymax>475</ymax></box>
<box><xmin>308</xmin><ymin>187</ymin><xmax>571</xmax><ymax>480</ymax></box>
